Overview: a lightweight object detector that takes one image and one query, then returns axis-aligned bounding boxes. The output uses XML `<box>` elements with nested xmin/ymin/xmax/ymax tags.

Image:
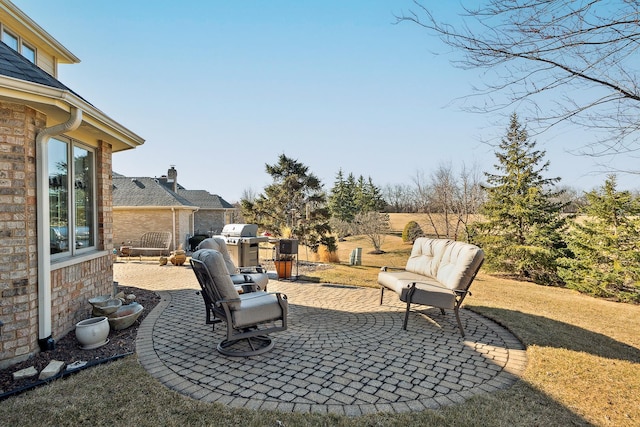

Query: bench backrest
<box><xmin>406</xmin><ymin>237</ymin><xmax>484</xmax><ymax>291</ymax></box>
<box><xmin>140</xmin><ymin>231</ymin><xmax>172</xmax><ymax>249</ymax></box>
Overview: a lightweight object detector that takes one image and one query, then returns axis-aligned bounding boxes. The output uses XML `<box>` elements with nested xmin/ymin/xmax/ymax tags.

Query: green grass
<box><xmin>1</xmin><ymin>234</ymin><xmax>639</xmax><ymax>426</ymax></box>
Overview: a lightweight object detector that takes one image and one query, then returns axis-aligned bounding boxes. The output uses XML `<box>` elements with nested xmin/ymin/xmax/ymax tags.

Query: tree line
<box><xmin>240</xmin><ymin>113</ymin><xmax>639</xmax><ymax>303</ymax></box>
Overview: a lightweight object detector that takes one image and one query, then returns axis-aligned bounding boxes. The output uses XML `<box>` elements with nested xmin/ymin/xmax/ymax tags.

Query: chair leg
<box><xmin>379</xmin><ymin>286</ymin><xmax>385</xmax><ymax>305</ymax></box>
<box><xmin>403</xmin><ymin>301</ymin><xmax>411</xmax><ymax>330</ymax></box>
<box><xmin>454</xmin><ymin>308</ymin><xmax>465</xmax><ymax>337</ymax></box>
<box><xmin>403</xmin><ymin>283</ymin><xmax>417</xmax><ymax>330</ymax></box>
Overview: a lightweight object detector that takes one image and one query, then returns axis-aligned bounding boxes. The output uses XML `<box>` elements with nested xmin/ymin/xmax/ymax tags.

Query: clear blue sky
<box><xmin>18</xmin><ymin>0</ymin><xmax>638</xmax><ymax>202</ymax></box>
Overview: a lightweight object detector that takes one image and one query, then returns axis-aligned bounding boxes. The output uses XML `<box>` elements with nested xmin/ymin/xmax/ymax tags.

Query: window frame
<box><xmin>49</xmin><ymin>136</ymin><xmax>98</xmax><ymax>260</ymax></box>
<box><xmin>1</xmin><ymin>24</ymin><xmax>37</xmax><ymax>63</ymax></box>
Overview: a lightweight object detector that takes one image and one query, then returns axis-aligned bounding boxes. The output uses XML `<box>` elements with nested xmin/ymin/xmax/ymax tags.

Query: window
<box><xmin>1</xmin><ymin>26</ymin><xmax>36</xmax><ymax>63</ymax></box>
<box><xmin>2</xmin><ymin>29</ymin><xmax>18</xmax><ymax>50</ymax></box>
<box><xmin>21</xmin><ymin>42</ymin><xmax>35</xmax><ymax>63</ymax></box>
<box><xmin>48</xmin><ymin>137</ymin><xmax>96</xmax><ymax>257</ymax></box>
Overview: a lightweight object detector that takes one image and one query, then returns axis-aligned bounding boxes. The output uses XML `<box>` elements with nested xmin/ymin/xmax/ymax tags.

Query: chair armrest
<box><xmin>215</xmin><ymin>297</ymin><xmax>241</xmax><ymax>307</ymax></box>
<box><xmin>239</xmin><ymin>265</ymin><xmax>265</xmax><ymax>273</ymax></box>
<box><xmin>238</xmin><ymin>291</ymin><xmax>287</xmax><ymax>301</ymax></box>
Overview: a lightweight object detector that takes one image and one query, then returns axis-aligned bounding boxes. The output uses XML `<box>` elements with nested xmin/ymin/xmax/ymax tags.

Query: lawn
<box><xmin>0</xmin><ymin>233</ymin><xmax>638</xmax><ymax>426</ymax></box>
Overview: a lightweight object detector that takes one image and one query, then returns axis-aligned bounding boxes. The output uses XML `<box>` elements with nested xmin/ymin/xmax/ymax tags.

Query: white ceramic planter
<box><xmin>75</xmin><ymin>316</ymin><xmax>110</xmax><ymax>349</ymax></box>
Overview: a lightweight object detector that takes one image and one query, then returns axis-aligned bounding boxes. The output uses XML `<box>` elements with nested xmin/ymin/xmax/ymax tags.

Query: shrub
<box><xmin>402</xmin><ymin>221</ymin><xmax>424</xmax><ymax>243</ymax></box>
<box><xmin>317</xmin><ymin>245</ymin><xmax>340</xmax><ymax>263</ymax></box>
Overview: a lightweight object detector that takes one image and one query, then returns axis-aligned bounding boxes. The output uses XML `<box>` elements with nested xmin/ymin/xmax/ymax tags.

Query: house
<box><xmin>113</xmin><ymin>166</ymin><xmax>237</xmax><ymax>251</ymax></box>
<box><xmin>0</xmin><ymin>1</ymin><xmax>143</xmax><ymax>367</ymax></box>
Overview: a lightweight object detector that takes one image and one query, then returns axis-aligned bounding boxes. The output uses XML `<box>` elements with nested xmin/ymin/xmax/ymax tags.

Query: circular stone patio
<box><xmin>136</xmin><ymin>278</ymin><xmax>526</xmax><ymax>416</ymax></box>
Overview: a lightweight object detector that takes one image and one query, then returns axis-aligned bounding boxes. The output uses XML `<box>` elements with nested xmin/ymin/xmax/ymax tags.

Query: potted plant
<box><xmin>274</xmin><ymin>253</ymin><xmax>294</xmax><ymax>279</ymax></box>
<box><xmin>274</xmin><ymin>226</ymin><xmax>296</xmax><ymax>279</ymax></box>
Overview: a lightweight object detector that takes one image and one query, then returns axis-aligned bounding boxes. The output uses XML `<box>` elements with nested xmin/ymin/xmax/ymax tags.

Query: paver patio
<box><xmin>115</xmin><ymin>262</ymin><xmax>526</xmax><ymax>416</ymax></box>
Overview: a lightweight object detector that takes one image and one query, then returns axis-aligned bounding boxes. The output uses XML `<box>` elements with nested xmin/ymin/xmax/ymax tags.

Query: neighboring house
<box><xmin>113</xmin><ymin>166</ymin><xmax>237</xmax><ymax>251</ymax></box>
<box><xmin>0</xmin><ymin>1</ymin><xmax>143</xmax><ymax>367</ymax></box>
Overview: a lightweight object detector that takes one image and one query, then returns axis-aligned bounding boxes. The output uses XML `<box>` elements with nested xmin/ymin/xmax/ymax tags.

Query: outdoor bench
<box><xmin>378</xmin><ymin>237</ymin><xmax>484</xmax><ymax>336</ymax></box>
<box><xmin>122</xmin><ymin>231</ymin><xmax>172</xmax><ymax>259</ymax></box>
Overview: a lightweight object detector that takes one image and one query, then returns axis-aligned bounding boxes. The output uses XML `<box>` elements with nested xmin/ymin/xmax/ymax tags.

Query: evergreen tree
<box><xmin>474</xmin><ymin>113</ymin><xmax>568</xmax><ymax>284</ymax></box>
<box><xmin>558</xmin><ymin>175</ymin><xmax>640</xmax><ymax>303</ymax></box>
<box><xmin>328</xmin><ymin>169</ymin><xmax>357</xmax><ymax>222</ymax></box>
<box><xmin>241</xmin><ymin>154</ymin><xmax>336</xmax><ymax>252</ymax></box>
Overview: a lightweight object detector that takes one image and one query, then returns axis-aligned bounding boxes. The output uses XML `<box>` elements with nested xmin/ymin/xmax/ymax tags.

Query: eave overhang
<box><xmin>0</xmin><ymin>75</ymin><xmax>144</xmax><ymax>151</ymax></box>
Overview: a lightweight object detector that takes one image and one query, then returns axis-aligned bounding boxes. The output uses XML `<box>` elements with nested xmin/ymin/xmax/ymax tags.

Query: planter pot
<box><xmin>170</xmin><ymin>250</ymin><xmax>187</xmax><ymax>266</ymax></box>
<box><xmin>75</xmin><ymin>316</ymin><xmax>110</xmax><ymax>350</ymax></box>
<box><xmin>107</xmin><ymin>302</ymin><xmax>144</xmax><ymax>330</ymax></box>
<box><xmin>274</xmin><ymin>260</ymin><xmax>293</xmax><ymax>279</ymax></box>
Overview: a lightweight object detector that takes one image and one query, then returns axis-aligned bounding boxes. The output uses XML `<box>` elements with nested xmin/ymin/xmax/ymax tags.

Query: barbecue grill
<box><xmin>217</xmin><ymin>224</ymin><xmax>268</xmax><ymax>267</ymax></box>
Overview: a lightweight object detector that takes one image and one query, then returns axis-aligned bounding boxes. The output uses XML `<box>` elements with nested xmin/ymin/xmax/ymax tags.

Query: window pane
<box><xmin>22</xmin><ymin>43</ymin><xmax>35</xmax><ymax>63</ymax></box>
<box><xmin>74</xmin><ymin>146</ymin><xmax>95</xmax><ymax>250</ymax></box>
<box><xmin>2</xmin><ymin>29</ymin><xmax>18</xmax><ymax>50</ymax></box>
<box><xmin>49</xmin><ymin>138</ymin><xmax>69</xmax><ymax>255</ymax></box>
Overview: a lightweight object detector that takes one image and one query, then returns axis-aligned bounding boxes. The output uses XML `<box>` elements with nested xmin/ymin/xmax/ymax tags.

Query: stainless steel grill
<box><xmin>217</xmin><ymin>224</ymin><xmax>268</xmax><ymax>267</ymax></box>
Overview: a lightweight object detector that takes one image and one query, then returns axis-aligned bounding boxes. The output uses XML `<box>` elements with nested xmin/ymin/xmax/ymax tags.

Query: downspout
<box><xmin>35</xmin><ymin>107</ymin><xmax>83</xmax><ymax>351</ymax></box>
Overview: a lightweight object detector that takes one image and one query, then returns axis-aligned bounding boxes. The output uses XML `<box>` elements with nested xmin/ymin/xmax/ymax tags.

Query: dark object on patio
<box><xmin>190</xmin><ymin>249</ymin><xmax>288</xmax><ymax>357</ymax></box>
<box><xmin>378</xmin><ymin>238</ymin><xmax>484</xmax><ymax>336</ymax></box>
<box><xmin>196</xmin><ymin>237</ymin><xmax>268</xmax><ymax>291</ymax></box>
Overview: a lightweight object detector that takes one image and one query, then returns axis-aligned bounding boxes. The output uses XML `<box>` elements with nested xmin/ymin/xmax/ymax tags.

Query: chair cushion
<box><xmin>435</xmin><ymin>241</ymin><xmax>484</xmax><ymax>291</ymax></box>
<box><xmin>197</xmin><ymin>238</ymin><xmax>237</xmax><ymax>275</ymax></box>
<box><xmin>379</xmin><ymin>271</ymin><xmax>457</xmax><ymax>309</ymax></box>
<box><xmin>232</xmin><ymin>292</ymin><xmax>287</xmax><ymax>328</ymax></box>
<box><xmin>191</xmin><ymin>249</ymin><xmax>241</xmax><ymax>310</ymax></box>
<box><xmin>405</xmin><ymin>238</ymin><xmax>450</xmax><ymax>278</ymax></box>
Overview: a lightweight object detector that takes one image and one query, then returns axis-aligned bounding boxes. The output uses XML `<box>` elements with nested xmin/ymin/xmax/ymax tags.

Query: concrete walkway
<box><xmin>116</xmin><ymin>262</ymin><xmax>527</xmax><ymax>416</ymax></box>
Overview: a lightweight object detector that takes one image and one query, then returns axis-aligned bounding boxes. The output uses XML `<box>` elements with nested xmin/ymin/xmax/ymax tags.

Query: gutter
<box><xmin>35</xmin><ymin>107</ymin><xmax>83</xmax><ymax>351</ymax></box>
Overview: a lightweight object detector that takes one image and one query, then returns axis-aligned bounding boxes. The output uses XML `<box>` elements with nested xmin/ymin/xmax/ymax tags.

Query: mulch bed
<box><xmin>0</xmin><ymin>286</ymin><xmax>160</xmax><ymax>398</ymax></box>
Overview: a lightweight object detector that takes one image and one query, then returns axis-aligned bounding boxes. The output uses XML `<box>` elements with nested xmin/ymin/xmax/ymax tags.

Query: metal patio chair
<box><xmin>196</xmin><ymin>237</ymin><xmax>268</xmax><ymax>290</ymax></box>
<box><xmin>190</xmin><ymin>249</ymin><xmax>288</xmax><ymax>357</ymax></box>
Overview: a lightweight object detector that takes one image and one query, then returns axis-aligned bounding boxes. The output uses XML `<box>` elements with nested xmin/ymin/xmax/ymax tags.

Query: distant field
<box><xmin>388</xmin><ymin>213</ymin><xmax>481</xmax><ymax>237</ymax></box>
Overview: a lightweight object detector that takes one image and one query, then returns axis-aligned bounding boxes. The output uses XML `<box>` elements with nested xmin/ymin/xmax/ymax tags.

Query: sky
<box><xmin>16</xmin><ymin>0</ymin><xmax>639</xmax><ymax>203</ymax></box>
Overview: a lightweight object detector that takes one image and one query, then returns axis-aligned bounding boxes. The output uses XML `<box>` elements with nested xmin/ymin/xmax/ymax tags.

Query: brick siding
<box><xmin>0</xmin><ymin>101</ymin><xmax>116</xmax><ymax>367</ymax></box>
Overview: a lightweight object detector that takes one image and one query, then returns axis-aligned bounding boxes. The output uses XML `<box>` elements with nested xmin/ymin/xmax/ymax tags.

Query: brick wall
<box><xmin>97</xmin><ymin>140</ymin><xmax>113</xmax><ymax>252</ymax></box>
<box><xmin>114</xmin><ymin>208</ymin><xmax>194</xmax><ymax>251</ymax></box>
<box><xmin>50</xmin><ymin>255</ymin><xmax>113</xmax><ymax>336</ymax></box>
<box><xmin>0</xmin><ymin>102</ymin><xmax>116</xmax><ymax>367</ymax></box>
<box><xmin>194</xmin><ymin>209</ymin><xmax>225</xmax><ymax>235</ymax></box>
<box><xmin>0</xmin><ymin>102</ymin><xmax>43</xmax><ymax>365</ymax></box>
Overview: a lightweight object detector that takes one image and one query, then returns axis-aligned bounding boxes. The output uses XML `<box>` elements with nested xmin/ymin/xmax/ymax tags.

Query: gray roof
<box><xmin>113</xmin><ymin>175</ymin><xmax>234</xmax><ymax>210</ymax></box>
<box><xmin>113</xmin><ymin>177</ymin><xmax>195</xmax><ymax>208</ymax></box>
<box><xmin>177</xmin><ymin>189</ymin><xmax>234</xmax><ymax>209</ymax></box>
<box><xmin>0</xmin><ymin>41</ymin><xmax>88</xmax><ymax>102</ymax></box>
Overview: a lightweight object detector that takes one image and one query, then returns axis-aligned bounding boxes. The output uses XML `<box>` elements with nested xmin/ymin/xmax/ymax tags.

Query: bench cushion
<box><xmin>379</xmin><ymin>271</ymin><xmax>457</xmax><ymax>309</ymax></box>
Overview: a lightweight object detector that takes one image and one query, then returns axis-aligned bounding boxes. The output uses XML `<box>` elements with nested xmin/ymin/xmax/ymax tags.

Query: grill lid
<box><xmin>221</xmin><ymin>223</ymin><xmax>259</xmax><ymax>237</ymax></box>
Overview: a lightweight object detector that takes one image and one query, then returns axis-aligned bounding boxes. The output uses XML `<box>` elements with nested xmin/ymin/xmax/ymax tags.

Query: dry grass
<box><xmin>1</xmin><ymin>220</ymin><xmax>639</xmax><ymax>426</ymax></box>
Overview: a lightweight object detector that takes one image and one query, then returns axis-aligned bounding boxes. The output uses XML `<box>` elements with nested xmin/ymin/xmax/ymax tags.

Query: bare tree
<box><xmin>351</xmin><ymin>211</ymin><xmax>390</xmax><ymax>253</ymax></box>
<box><xmin>397</xmin><ymin>1</ymin><xmax>640</xmax><ymax>161</ymax></box>
<box><xmin>382</xmin><ymin>183</ymin><xmax>416</xmax><ymax>212</ymax></box>
<box><xmin>424</xmin><ymin>162</ymin><xmax>484</xmax><ymax>241</ymax></box>
<box><xmin>411</xmin><ymin>169</ymin><xmax>431</xmax><ymax>212</ymax></box>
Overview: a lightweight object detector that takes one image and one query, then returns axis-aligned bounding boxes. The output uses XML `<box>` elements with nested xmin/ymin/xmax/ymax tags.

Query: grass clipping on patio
<box><xmin>1</xmin><ymin>233</ymin><xmax>639</xmax><ymax>426</ymax></box>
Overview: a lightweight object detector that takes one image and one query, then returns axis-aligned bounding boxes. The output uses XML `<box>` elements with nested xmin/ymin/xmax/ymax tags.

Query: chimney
<box><xmin>167</xmin><ymin>166</ymin><xmax>177</xmax><ymax>192</ymax></box>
